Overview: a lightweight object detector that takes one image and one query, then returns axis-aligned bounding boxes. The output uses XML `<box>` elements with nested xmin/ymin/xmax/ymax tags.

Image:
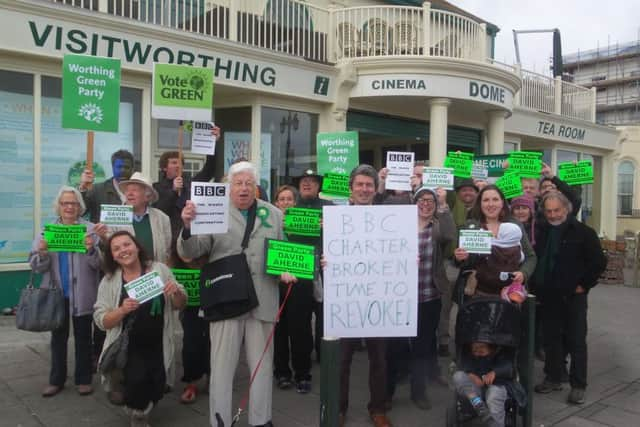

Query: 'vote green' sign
<box><xmin>558</xmin><ymin>161</ymin><xmax>594</xmax><ymax>185</ymax></box>
<box><xmin>322</xmin><ymin>173</ymin><xmax>351</xmax><ymax>197</ymax></box>
<box><xmin>284</xmin><ymin>208</ymin><xmax>322</xmax><ymax>237</ymax></box>
<box><xmin>444</xmin><ymin>152</ymin><xmax>474</xmax><ymax>178</ymax></box>
<box><xmin>62</xmin><ymin>54</ymin><xmax>121</xmax><ymax>132</ymax></box>
<box><xmin>265</xmin><ymin>239</ymin><xmax>315</xmax><ymax>280</ymax></box>
<box><xmin>152</xmin><ymin>63</ymin><xmax>214</xmax><ymax>121</ymax></box>
<box><xmin>43</xmin><ymin>224</ymin><xmax>87</xmax><ymax>253</ymax></box>
<box><xmin>495</xmin><ymin>171</ymin><xmax>524</xmax><ymax>199</ymax></box>
<box><xmin>316</xmin><ymin>131</ymin><xmax>359</xmax><ymax>175</ymax></box>
<box><xmin>507</xmin><ymin>151</ymin><xmax>543</xmax><ymax>178</ymax></box>
<box><xmin>172</xmin><ymin>269</ymin><xmax>201</xmax><ymax>307</ymax></box>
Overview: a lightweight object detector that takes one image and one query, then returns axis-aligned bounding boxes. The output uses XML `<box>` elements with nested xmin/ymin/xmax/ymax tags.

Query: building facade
<box><xmin>0</xmin><ymin>0</ymin><xmax>620</xmax><ymax>306</ymax></box>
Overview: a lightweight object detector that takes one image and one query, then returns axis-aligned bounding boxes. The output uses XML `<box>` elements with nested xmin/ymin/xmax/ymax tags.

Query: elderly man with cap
<box><xmin>274</xmin><ymin>169</ymin><xmax>333</xmax><ymax>393</ymax></box>
<box><xmin>97</xmin><ymin>172</ymin><xmax>172</xmax><ymax>265</ymax></box>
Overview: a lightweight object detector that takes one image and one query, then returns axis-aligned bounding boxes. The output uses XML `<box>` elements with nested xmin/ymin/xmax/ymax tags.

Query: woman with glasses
<box><xmin>386</xmin><ymin>187</ymin><xmax>456</xmax><ymax>410</ymax></box>
<box><xmin>29</xmin><ymin>186</ymin><xmax>106</xmax><ymax>398</ymax></box>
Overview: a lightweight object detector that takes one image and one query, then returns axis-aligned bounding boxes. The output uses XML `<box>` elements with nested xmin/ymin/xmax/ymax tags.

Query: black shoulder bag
<box><xmin>199</xmin><ymin>202</ymin><xmax>259</xmax><ymax>321</ymax></box>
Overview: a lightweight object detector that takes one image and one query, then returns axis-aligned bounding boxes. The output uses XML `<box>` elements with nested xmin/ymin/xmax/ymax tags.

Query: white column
<box><xmin>250</xmin><ymin>103</ymin><xmax>262</xmax><ymax>177</ymax></box>
<box><xmin>487</xmin><ymin>110</ymin><xmax>506</xmax><ymax>154</ymax></box>
<box><xmin>600</xmin><ymin>153</ymin><xmax>618</xmax><ymax>238</ymax></box>
<box><xmin>428</xmin><ymin>98</ymin><xmax>451</xmax><ymax>167</ymax></box>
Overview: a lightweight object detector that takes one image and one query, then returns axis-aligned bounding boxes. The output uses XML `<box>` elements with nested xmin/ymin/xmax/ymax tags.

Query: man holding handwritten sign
<box><xmin>324</xmin><ymin>164</ymin><xmax>415</xmax><ymax>427</ymax></box>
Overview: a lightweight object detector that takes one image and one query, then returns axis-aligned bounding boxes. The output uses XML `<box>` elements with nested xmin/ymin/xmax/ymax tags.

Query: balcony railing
<box><xmin>48</xmin><ymin>0</ymin><xmax>596</xmax><ymax>122</ymax></box>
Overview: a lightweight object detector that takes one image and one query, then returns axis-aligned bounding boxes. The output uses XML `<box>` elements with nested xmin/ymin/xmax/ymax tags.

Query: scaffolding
<box><xmin>563</xmin><ymin>38</ymin><xmax>640</xmax><ymax>125</ymax></box>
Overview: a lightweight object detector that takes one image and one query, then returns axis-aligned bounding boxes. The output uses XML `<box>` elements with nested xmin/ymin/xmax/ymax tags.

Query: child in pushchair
<box><xmin>447</xmin><ymin>297</ymin><xmax>526</xmax><ymax>427</ymax></box>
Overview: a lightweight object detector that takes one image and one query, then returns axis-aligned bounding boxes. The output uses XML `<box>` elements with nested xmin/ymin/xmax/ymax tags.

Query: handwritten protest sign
<box><xmin>265</xmin><ymin>240</ymin><xmax>315</xmax><ymax>280</ymax></box>
<box><xmin>62</xmin><ymin>54</ymin><xmax>121</xmax><ymax>132</ymax></box>
<box><xmin>558</xmin><ymin>161</ymin><xmax>594</xmax><ymax>185</ymax></box>
<box><xmin>422</xmin><ymin>167</ymin><xmax>454</xmax><ymax>190</ymax></box>
<box><xmin>190</xmin><ymin>182</ymin><xmax>229</xmax><ymax>235</ymax></box>
<box><xmin>444</xmin><ymin>151</ymin><xmax>474</xmax><ymax>178</ymax></box>
<box><xmin>496</xmin><ymin>171</ymin><xmax>524</xmax><ymax>199</ymax></box>
<box><xmin>459</xmin><ymin>229</ymin><xmax>493</xmax><ymax>254</ymax></box>
<box><xmin>385</xmin><ymin>151</ymin><xmax>414</xmax><ymax>191</ymax></box>
<box><xmin>284</xmin><ymin>207</ymin><xmax>322</xmax><ymax>237</ymax></box>
<box><xmin>507</xmin><ymin>151</ymin><xmax>543</xmax><ymax>178</ymax></box>
<box><xmin>172</xmin><ymin>269</ymin><xmax>201</xmax><ymax>307</ymax></box>
<box><xmin>100</xmin><ymin>205</ymin><xmax>133</xmax><ymax>226</ymax></box>
<box><xmin>124</xmin><ymin>271</ymin><xmax>164</xmax><ymax>304</ymax></box>
<box><xmin>322</xmin><ymin>173</ymin><xmax>351</xmax><ymax>197</ymax></box>
<box><xmin>317</xmin><ymin>131</ymin><xmax>359</xmax><ymax>175</ymax></box>
<box><xmin>323</xmin><ymin>205</ymin><xmax>418</xmax><ymax>338</ymax></box>
<box><xmin>43</xmin><ymin>224</ymin><xmax>87</xmax><ymax>253</ymax></box>
<box><xmin>191</xmin><ymin>121</ymin><xmax>217</xmax><ymax>155</ymax></box>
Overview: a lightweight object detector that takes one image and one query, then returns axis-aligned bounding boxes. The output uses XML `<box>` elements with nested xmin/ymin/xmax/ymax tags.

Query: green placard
<box><xmin>43</xmin><ymin>224</ymin><xmax>87</xmax><ymax>253</ymax></box>
<box><xmin>322</xmin><ymin>173</ymin><xmax>351</xmax><ymax>197</ymax></box>
<box><xmin>507</xmin><ymin>151</ymin><xmax>543</xmax><ymax>178</ymax></box>
<box><xmin>316</xmin><ymin>131</ymin><xmax>359</xmax><ymax>175</ymax></box>
<box><xmin>62</xmin><ymin>54</ymin><xmax>121</xmax><ymax>132</ymax></box>
<box><xmin>265</xmin><ymin>239</ymin><xmax>315</xmax><ymax>280</ymax></box>
<box><xmin>474</xmin><ymin>154</ymin><xmax>508</xmax><ymax>177</ymax></box>
<box><xmin>444</xmin><ymin>151</ymin><xmax>474</xmax><ymax>178</ymax></box>
<box><xmin>172</xmin><ymin>268</ymin><xmax>201</xmax><ymax>307</ymax></box>
<box><xmin>152</xmin><ymin>63</ymin><xmax>214</xmax><ymax>121</ymax></box>
<box><xmin>284</xmin><ymin>207</ymin><xmax>322</xmax><ymax>237</ymax></box>
<box><xmin>495</xmin><ymin>172</ymin><xmax>524</xmax><ymax>199</ymax></box>
<box><xmin>558</xmin><ymin>161</ymin><xmax>594</xmax><ymax>185</ymax></box>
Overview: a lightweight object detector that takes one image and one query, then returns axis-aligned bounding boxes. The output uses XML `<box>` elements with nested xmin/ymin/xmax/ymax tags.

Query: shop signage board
<box><xmin>316</xmin><ymin>131</ymin><xmax>359</xmax><ymax>175</ymax></box>
<box><xmin>152</xmin><ymin>63</ymin><xmax>213</xmax><ymax>121</ymax></box>
<box><xmin>459</xmin><ymin>229</ymin><xmax>493</xmax><ymax>254</ymax></box>
<box><xmin>444</xmin><ymin>151</ymin><xmax>474</xmax><ymax>178</ymax></box>
<box><xmin>422</xmin><ymin>167</ymin><xmax>454</xmax><ymax>190</ymax></box>
<box><xmin>265</xmin><ymin>239</ymin><xmax>316</xmax><ymax>280</ymax></box>
<box><xmin>322</xmin><ymin>205</ymin><xmax>418</xmax><ymax>338</ymax></box>
<box><xmin>172</xmin><ymin>269</ymin><xmax>201</xmax><ymax>307</ymax></box>
<box><xmin>99</xmin><ymin>205</ymin><xmax>133</xmax><ymax>226</ymax></box>
<box><xmin>284</xmin><ymin>207</ymin><xmax>322</xmax><ymax>237</ymax></box>
<box><xmin>62</xmin><ymin>54</ymin><xmax>121</xmax><ymax>131</ymax></box>
<box><xmin>124</xmin><ymin>271</ymin><xmax>165</xmax><ymax>304</ymax></box>
<box><xmin>558</xmin><ymin>161</ymin><xmax>594</xmax><ymax>185</ymax></box>
<box><xmin>385</xmin><ymin>151</ymin><xmax>414</xmax><ymax>191</ymax></box>
<box><xmin>43</xmin><ymin>224</ymin><xmax>87</xmax><ymax>253</ymax></box>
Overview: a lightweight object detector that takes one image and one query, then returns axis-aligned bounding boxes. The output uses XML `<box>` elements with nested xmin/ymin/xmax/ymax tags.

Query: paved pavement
<box><xmin>1</xmin><ymin>283</ymin><xmax>639</xmax><ymax>427</ymax></box>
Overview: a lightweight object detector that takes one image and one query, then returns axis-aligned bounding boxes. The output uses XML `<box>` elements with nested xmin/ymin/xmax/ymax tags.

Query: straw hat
<box><xmin>119</xmin><ymin>172</ymin><xmax>159</xmax><ymax>203</ymax></box>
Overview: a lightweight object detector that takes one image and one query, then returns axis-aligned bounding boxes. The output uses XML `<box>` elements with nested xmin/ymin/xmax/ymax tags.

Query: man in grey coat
<box><xmin>178</xmin><ymin>161</ymin><xmax>297</xmax><ymax>427</ymax></box>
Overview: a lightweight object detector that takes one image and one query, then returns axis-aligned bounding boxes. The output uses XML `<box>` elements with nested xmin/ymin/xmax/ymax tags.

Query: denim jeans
<box><xmin>452</xmin><ymin>371</ymin><xmax>507</xmax><ymax>427</ymax></box>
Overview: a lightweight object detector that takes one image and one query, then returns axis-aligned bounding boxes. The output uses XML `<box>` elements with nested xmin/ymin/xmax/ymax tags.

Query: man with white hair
<box><xmin>178</xmin><ymin>161</ymin><xmax>297</xmax><ymax>427</ymax></box>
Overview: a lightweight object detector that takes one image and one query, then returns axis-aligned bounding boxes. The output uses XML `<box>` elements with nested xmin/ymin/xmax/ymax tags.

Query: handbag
<box><xmin>16</xmin><ymin>271</ymin><xmax>65</xmax><ymax>332</ymax></box>
<box><xmin>98</xmin><ymin>313</ymin><xmax>136</xmax><ymax>375</ymax></box>
<box><xmin>200</xmin><ymin>202</ymin><xmax>259</xmax><ymax>321</ymax></box>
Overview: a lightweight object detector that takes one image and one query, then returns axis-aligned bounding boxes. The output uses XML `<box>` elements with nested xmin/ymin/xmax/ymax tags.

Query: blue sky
<box><xmin>451</xmin><ymin>0</ymin><xmax>640</xmax><ymax>75</ymax></box>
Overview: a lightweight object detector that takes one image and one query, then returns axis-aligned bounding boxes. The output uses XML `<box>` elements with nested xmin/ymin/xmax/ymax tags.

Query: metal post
<box><xmin>320</xmin><ymin>337</ymin><xmax>341</xmax><ymax>427</ymax></box>
<box><xmin>519</xmin><ymin>295</ymin><xmax>536</xmax><ymax>427</ymax></box>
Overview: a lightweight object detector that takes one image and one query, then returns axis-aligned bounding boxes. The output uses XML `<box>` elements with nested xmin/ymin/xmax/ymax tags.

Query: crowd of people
<box><xmin>29</xmin><ymin>138</ymin><xmax>607</xmax><ymax>427</ymax></box>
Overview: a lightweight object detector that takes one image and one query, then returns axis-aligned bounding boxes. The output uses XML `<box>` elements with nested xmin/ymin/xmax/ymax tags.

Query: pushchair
<box><xmin>446</xmin><ymin>297</ymin><xmax>525</xmax><ymax>427</ymax></box>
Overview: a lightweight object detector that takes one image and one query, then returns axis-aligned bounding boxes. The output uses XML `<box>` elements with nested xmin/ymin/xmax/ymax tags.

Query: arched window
<box><xmin>618</xmin><ymin>161</ymin><xmax>635</xmax><ymax>215</ymax></box>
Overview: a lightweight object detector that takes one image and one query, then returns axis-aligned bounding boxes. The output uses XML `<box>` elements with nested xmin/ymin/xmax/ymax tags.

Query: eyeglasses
<box><xmin>231</xmin><ymin>180</ymin><xmax>256</xmax><ymax>188</ymax></box>
<box><xmin>416</xmin><ymin>198</ymin><xmax>435</xmax><ymax>205</ymax></box>
<box><xmin>59</xmin><ymin>202</ymin><xmax>79</xmax><ymax>208</ymax></box>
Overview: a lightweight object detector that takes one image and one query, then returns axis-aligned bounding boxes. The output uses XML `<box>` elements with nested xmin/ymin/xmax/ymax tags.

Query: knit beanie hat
<box><xmin>509</xmin><ymin>196</ymin><xmax>536</xmax><ymax>246</ymax></box>
<box><xmin>493</xmin><ymin>222</ymin><xmax>522</xmax><ymax>248</ymax></box>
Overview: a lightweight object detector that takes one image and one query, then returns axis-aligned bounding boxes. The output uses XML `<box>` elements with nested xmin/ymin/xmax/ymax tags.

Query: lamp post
<box><xmin>280</xmin><ymin>112</ymin><xmax>299</xmax><ymax>180</ymax></box>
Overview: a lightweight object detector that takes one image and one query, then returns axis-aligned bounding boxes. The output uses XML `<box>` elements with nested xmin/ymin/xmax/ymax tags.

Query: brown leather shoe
<box><xmin>108</xmin><ymin>390</ymin><xmax>124</xmax><ymax>405</ymax></box>
<box><xmin>77</xmin><ymin>384</ymin><xmax>93</xmax><ymax>396</ymax></box>
<box><xmin>42</xmin><ymin>385</ymin><xmax>63</xmax><ymax>397</ymax></box>
<box><xmin>370</xmin><ymin>413</ymin><xmax>392</xmax><ymax>427</ymax></box>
